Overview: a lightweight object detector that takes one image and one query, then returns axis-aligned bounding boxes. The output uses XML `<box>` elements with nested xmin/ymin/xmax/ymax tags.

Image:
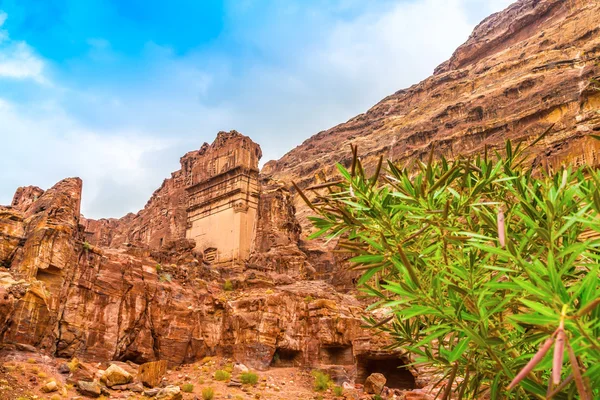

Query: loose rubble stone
<box><xmin>233</xmin><ymin>363</ymin><xmax>249</xmax><ymax>375</ymax></box>
<box><xmin>155</xmin><ymin>385</ymin><xmax>182</xmax><ymax>400</ymax></box>
<box><xmin>77</xmin><ymin>380</ymin><xmax>102</xmax><ymax>398</ymax></box>
<box><xmin>364</xmin><ymin>373</ymin><xmax>386</xmax><ymax>395</ymax></box>
<box><xmin>144</xmin><ymin>388</ymin><xmax>161</xmax><ymax>397</ymax></box>
<box><xmin>41</xmin><ymin>380</ymin><xmax>58</xmax><ymax>393</ymax></box>
<box><xmin>59</xmin><ymin>363</ymin><xmax>71</xmax><ymax>374</ymax></box>
<box><xmin>139</xmin><ymin>360</ymin><xmax>168</xmax><ymax>388</ymax></box>
<box><xmin>101</xmin><ymin>364</ymin><xmax>132</xmax><ymax>387</ymax></box>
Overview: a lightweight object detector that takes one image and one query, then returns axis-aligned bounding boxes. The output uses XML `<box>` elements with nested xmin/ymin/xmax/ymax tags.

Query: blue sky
<box><xmin>0</xmin><ymin>0</ymin><xmax>513</xmax><ymax>218</ymax></box>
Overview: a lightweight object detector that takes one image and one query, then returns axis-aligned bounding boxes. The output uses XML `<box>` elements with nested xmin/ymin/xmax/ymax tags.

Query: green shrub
<box><xmin>223</xmin><ymin>363</ymin><xmax>233</xmax><ymax>373</ymax></box>
<box><xmin>201</xmin><ymin>387</ymin><xmax>214</xmax><ymax>400</ymax></box>
<box><xmin>333</xmin><ymin>385</ymin><xmax>344</xmax><ymax>396</ymax></box>
<box><xmin>304</xmin><ymin>295</ymin><xmax>314</xmax><ymax>303</ymax></box>
<box><xmin>155</xmin><ymin>264</ymin><xmax>162</xmax><ymax>273</ymax></box>
<box><xmin>311</xmin><ymin>370</ymin><xmax>330</xmax><ymax>392</ymax></box>
<box><xmin>214</xmin><ymin>370</ymin><xmax>230</xmax><ymax>381</ymax></box>
<box><xmin>373</xmin><ymin>395</ymin><xmax>383</xmax><ymax>400</ymax></box>
<box><xmin>83</xmin><ymin>241</ymin><xmax>91</xmax><ymax>251</ymax></box>
<box><xmin>67</xmin><ymin>357</ymin><xmax>79</xmax><ymax>372</ymax></box>
<box><xmin>223</xmin><ymin>279</ymin><xmax>233</xmax><ymax>291</ymax></box>
<box><xmin>240</xmin><ymin>372</ymin><xmax>258</xmax><ymax>385</ymax></box>
<box><xmin>300</xmin><ymin>140</ymin><xmax>600</xmax><ymax>399</ymax></box>
<box><xmin>181</xmin><ymin>383</ymin><xmax>194</xmax><ymax>392</ymax></box>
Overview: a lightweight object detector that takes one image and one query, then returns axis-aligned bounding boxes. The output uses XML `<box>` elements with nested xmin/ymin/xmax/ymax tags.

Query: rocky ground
<box><xmin>0</xmin><ymin>348</ymin><xmax>432</xmax><ymax>400</ymax></box>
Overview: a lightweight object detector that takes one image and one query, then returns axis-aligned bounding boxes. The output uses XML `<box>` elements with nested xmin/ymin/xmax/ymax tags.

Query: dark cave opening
<box><xmin>319</xmin><ymin>345</ymin><xmax>354</xmax><ymax>365</ymax></box>
<box><xmin>119</xmin><ymin>350</ymin><xmax>150</xmax><ymax>365</ymax></box>
<box><xmin>356</xmin><ymin>355</ymin><xmax>416</xmax><ymax>390</ymax></box>
<box><xmin>271</xmin><ymin>348</ymin><xmax>303</xmax><ymax>367</ymax></box>
<box><xmin>35</xmin><ymin>265</ymin><xmax>63</xmax><ymax>292</ymax></box>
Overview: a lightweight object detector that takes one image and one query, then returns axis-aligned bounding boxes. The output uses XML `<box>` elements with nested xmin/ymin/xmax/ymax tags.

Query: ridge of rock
<box><xmin>264</xmin><ymin>0</ymin><xmax>600</xmax><ymax>234</ymax></box>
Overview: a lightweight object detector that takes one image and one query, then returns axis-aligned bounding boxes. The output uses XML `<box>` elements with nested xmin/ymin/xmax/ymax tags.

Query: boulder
<box><xmin>58</xmin><ymin>363</ymin><xmax>71</xmax><ymax>374</ymax></box>
<box><xmin>77</xmin><ymin>380</ymin><xmax>102</xmax><ymax>398</ymax></box>
<box><xmin>155</xmin><ymin>385</ymin><xmax>182</xmax><ymax>400</ymax></box>
<box><xmin>364</xmin><ymin>373</ymin><xmax>386</xmax><ymax>394</ymax></box>
<box><xmin>144</xmin><ymin>388</ymin><xmax>161</xmax><ymax>397</ymax></box>
<box><xmin>112</xmin><ymin>382</ymin><xmax>144</xmax><ymax>392</ymax></box>
<box><xmin>67</xmin><ymin>361</ymin><xmax>96</xmax><ymax>385</ymax></box>
<box><xmin>100</xmin><ymin>364</ymin><xmax>132</xmax><ymax>387</ymax></box>
<box><xmin>233</xmin><ymin>362</ymin><xmax>249</xmax><ymax>375</ymax></box>
<box><xmin>41</xmin><ymin>380</ymin><xmax>58</xmax><ymax>393</ymax></box>
<box><xmin>138</xmin><ymin>360</ymin><xmax>168</xmax><ymax>388</ymax></box>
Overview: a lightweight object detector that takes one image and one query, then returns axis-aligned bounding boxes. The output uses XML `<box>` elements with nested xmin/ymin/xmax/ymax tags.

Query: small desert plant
<box><xmin>159</xmin><ymin>273</ymin><xmax>172</xmax><ymax>282</ymax></box>
<box><xmin>26</xmin><ymin>358</ymin><xmax>36</xmax><ymax>364</ymax></box>
<box><xmin>304</xmin><ymin>295</ymin><xmax>314</xmax><ymax>303</ymax></box>
<box><xmin>181</xmin><ymin>383</ymin><xmax>194</xmax><ymax>392</ymax></box>
<box><xmin>214</xmin><ymin>370</ymin><xmax>230</xmax><ymax>381</ymax></box>
<box><xmin>333</xmin><ymin>385</ymin><xmax>344</xmax><ymax>396</ymax></box>
<box><xmin>201</xmin><ymin>387</ymin><xmax>214</xmax><ymax>400</ymax></box>
<box><xmin>67</xmin><ymin>358</ymin><xmax>79</xmax><ymax>372</ymax></box>
<box><xmin>83</xmin><ymin>241</ymin><xmax>91</xmax><ymax>251</ymax></box>
<box><xmin>200</xmin><ymin>356</ymin><xmax>213</xmax><ymax>365</ymax></box>
<box><xmin>373</xmin><ymin>395</ymin><xmax>383</xmax><ymax>400</ymax></box>
<box><xmin>311</xmin><ymin>371</ymin><xmax>330</xmax><ymax>392</ymax></box>
<box><xmin>240</xmin><ymin>371</ymin><xmax>258</xmax><ymax>385</ymax></box>
<box><xmin>155</xmin><ymin>264</ymin><xmax>162</xmax><ymax>273</ymax></box>
<box><xmin>223</xmin><ymin>363</ymin><xmax>233</xmax><ymax>373</ymax></box>
<box><xmin>223</xmin><ymin>279</ymin><xmax>233</xmax><ymax>291</ymax></box>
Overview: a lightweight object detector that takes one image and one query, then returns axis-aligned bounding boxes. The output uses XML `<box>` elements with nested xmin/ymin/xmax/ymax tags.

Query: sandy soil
<box><xmin>0</xmin><ymin>350</ymin><xmax>365</xmax><ymax>400</ymax></box>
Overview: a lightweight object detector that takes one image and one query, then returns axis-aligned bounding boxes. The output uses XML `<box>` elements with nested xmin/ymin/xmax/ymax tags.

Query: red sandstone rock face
<box><xmin>11</xmin><ymin>186</ymin><xmax>45</xmax><ymax>213</ymax></box>
<box><xmin>83</xmin><ymin>130</ymin><xmax>263</xmax><ymax>252</ymax></box>
<box><xmin>264</xmin><ymin>0</ymin><xmax>600</xmax><ymax>235</ymax></box>
<box><xmin>0</xmin><ymin>175</ymin><xmax>403</xmax><ymax>386</ymax></box>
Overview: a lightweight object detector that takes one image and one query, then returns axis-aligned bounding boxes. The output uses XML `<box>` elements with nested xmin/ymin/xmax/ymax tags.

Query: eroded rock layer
<box><xmin>1</xmin><ymin>174</ymin><xmax>407</xmax><ymax>387</ymax></box>
<box><xmin>264</xmin><ymin>0</ymin><xmax>600</xmax><ymax>233</ymax></box>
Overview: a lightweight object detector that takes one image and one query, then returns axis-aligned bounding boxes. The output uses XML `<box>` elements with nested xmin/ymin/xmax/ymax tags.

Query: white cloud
<box><xmin>0</xmin><ymin>41</ymin><xmax>47</xmax><ymax>83</ymax></box>
<box><xmin>0</xmin><ymin>11</ymin><xmax>47</xmax><ymax>83</ymax></box>
<box><xmin>200</xmin><ymin>0</ymin><xmax>481</xmax><ymax>163</ymax></box>
<box><xmin>0</xmin><ymin>0</ymin><xmax>517</xmax><ymax>218</ymax></box>
<box><xmin>0</xmin><ymin>98</ymin><xmax>178</xmax><ymax>218</ymax></box>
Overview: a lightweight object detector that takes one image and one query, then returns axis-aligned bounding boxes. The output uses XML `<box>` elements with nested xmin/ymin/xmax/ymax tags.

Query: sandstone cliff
<box><xmin>1</xmin><ymin>174</ymin><xmax>410</xmax><ymax>385</ymax></box>
<box><xmin>1</xmin><ymin>133</ymin><xmax>412</xmax><ymax>392</ymax></box>
<box><xmin>264</xmin><ymin>0</ymin><xmax>600</xmax><ymax>234</ymax></box>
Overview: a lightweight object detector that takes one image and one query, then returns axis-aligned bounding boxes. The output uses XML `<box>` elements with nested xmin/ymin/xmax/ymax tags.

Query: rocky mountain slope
<box><xmin>1</xmin><ymin>0</ymin><xmax>599</xmax><ymax>399</ymax></box>
<box><xmin>264</xmin><ymin>0</ymin><xmax>600</xmax><ymax>233</ymax></box>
